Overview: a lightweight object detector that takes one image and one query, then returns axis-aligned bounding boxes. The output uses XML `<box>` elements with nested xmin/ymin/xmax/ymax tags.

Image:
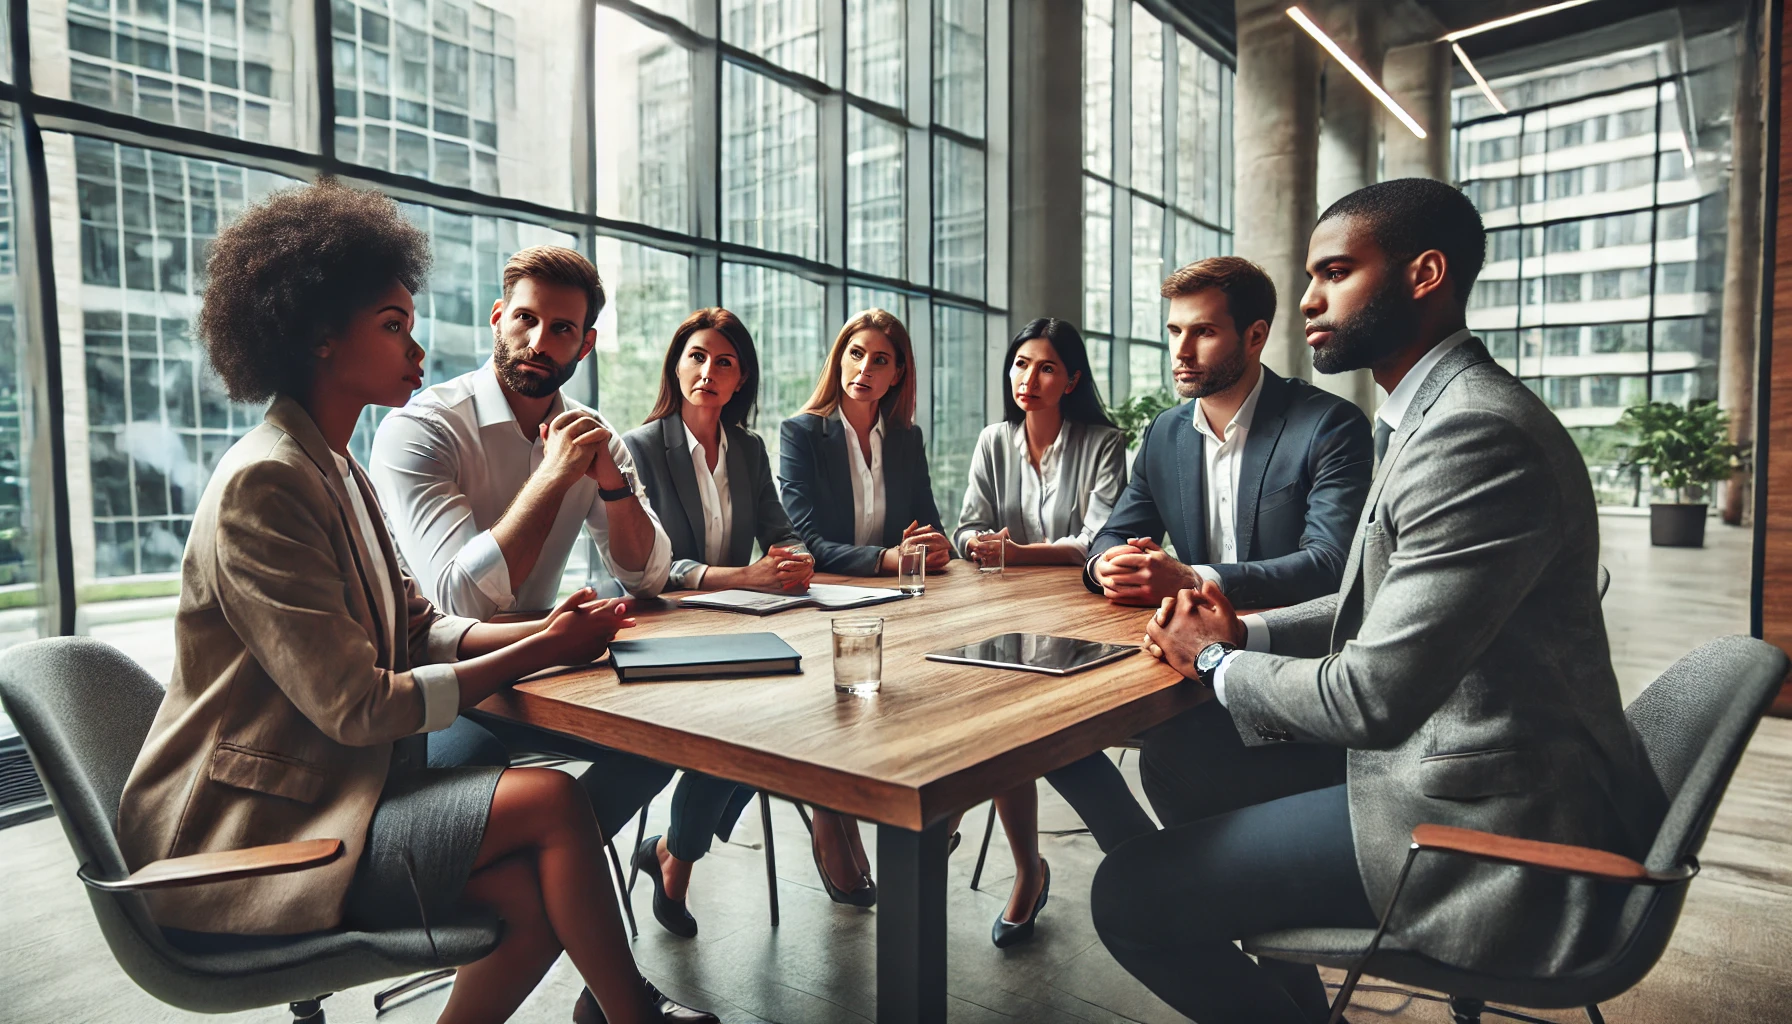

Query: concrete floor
<box><xmin>0</xmin><ymin>513</ymin><xmax>1778</xmax><ymax>1024</ymax></box>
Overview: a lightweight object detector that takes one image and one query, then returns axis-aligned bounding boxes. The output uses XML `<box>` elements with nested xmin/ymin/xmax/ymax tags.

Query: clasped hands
<box><xmin>535</xmin><ymin>586</ymin><xmax>637</xmax><ymax>665</ymax></box>
<box><xmin>1141</xmin><ymin>579</ymin><xmax>1246</xmax><ymax>682</ymax></box>
<box><xmin>1093</xmin><ymin>537</ymin><xmax>1196</xmax><ymax>606</ymax></box>
<box><xmin>537</xmin><ymin>409</ymin><xmax>626</xmax><ymax>490</ymax></box>
<box><xmin>965</xmin><ymin>527</ymin><xmax>1015</xmax><ymax>567</ymax></box>
<box><xmin>880</xmin><ymin>520</ymin><xmax>952</xmax><ymax>574</ymax></box>
<box><xmin>745</xmin><ymin>543</ymin><xmax>815</xmax><ymax>593</ymax></box>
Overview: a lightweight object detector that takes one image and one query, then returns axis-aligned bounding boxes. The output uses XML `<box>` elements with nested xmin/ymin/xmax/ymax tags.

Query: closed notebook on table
<box><xmin>607</xmin><ymin>632</ymin><xmax>803</xmax><ymax>682</ymax></box>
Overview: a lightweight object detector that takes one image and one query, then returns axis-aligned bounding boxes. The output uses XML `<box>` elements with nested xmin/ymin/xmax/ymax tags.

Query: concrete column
<box><xmin>1234</xmin><ymin>0</ymin><xmax>1321</xmax><ymax>381</ymax></box>
<box><xmin>1007</xmin><ymin>0</ymin><xmax>1083</xmax><ymax>334</ymax></box>
<box><xmin>1720</xmin><ymin>7</ymin><xmax>1766</xmax><ymax>525</ymax></box>
<box><xmin>1382</xmin><ymin>41</ymin><xmax>1452</xmax><ymax>180</ymax></box>
<box><xmin>1312</xmin><ymin>0</ymin><xmax>1383</xmax><ymax>411</ymax></box>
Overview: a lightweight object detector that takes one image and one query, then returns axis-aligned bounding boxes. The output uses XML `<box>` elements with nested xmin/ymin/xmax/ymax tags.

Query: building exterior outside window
<box><xmin>1454</xmin><ymin>33</ymin><xmax>1741</xmax><ymax>505</ymax></box>
<box><xmin>1082</xmin><ymin>0</ymin><xmax>1232</xmax><ymax>406</ymax></box>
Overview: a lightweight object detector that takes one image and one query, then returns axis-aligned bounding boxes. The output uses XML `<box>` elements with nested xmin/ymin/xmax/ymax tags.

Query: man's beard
<box><xmin>1173</xmin><ymin>340</ymin><xmax>1248</xmax><ymax>400</ymax></box>
<box><xmin>1309</xmin><ymin>272</ymin><xmax>1419</xmax><ymax>375</ymax></box>
<box><xmin>492</xmin><ymin>330</ymin><xmax>578</xmax><ymax>398</ymax></box>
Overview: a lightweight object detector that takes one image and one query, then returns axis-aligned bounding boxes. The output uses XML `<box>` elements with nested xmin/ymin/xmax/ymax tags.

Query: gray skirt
<box><xmin>343</xmin><ymin>764</ymin><xmax>505</xmax><ymax>931</ymax></box>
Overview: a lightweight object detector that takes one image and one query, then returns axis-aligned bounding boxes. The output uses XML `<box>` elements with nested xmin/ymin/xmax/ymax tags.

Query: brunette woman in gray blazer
<box><xmin>953</xmin><ymin>317</ymin><xmax>1134</xmax><ymax>949</ymax></box>
<box><xmin>621</xmin><ymin>308</ymin><xmax>831</xmax><ymax>938</ymax></box>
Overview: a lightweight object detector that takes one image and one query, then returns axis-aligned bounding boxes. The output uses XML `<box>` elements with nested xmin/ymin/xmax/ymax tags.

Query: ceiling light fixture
<box><xmin>1285</xmin><ymin>6</ymin><xmax>1426</xmax><ymax>139</ymax></box>
<box><xmin>1452</xmin><ymin>43</ymin><xmax>1509</xmax><ymax>115</ymax></box>
<box><xmin>1442</xmin><ymin>0</ymin><xmax>1600</xmax><ymax>42</ymax></box>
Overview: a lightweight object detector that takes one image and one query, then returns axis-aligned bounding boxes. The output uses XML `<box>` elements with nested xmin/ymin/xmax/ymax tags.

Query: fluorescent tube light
<box><xmin>1443</xmin><ymin>0</ymin><xmax>1599</xmax><ymax>43</ymax></box>
<box><xmin>1286</xmin><ymin>6</ymin><xmax>1427</xmax><ymax>139</ymax></box>
<box><xmin>1452</xmin><ymin>43</ymin><xmax>1508</xmax><ymax>115</ymax></box>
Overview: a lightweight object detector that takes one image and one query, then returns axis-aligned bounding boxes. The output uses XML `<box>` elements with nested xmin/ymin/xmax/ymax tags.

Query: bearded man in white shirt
<box><xmin>371</xmin><ymin>245</ymin><xmax>676</xmax><ymax>841</ymax></box>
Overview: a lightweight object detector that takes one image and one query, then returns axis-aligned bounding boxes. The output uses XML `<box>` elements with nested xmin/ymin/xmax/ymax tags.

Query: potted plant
<box><xmin>1110</xmin><ymin>388</ymin><xmax>1181</xmax><ymax>450</ymax></box>
<box><xmin>1617</xmin><ymin>399</ymin><xmax>1749</xmax><ymax>548</ymax></box>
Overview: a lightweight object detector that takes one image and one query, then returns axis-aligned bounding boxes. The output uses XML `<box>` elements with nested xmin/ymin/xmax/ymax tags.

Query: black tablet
<box><xmin>924</xmin><ymin>633</ymin><xmax>1138</xmax><ymax>676</ymax></box>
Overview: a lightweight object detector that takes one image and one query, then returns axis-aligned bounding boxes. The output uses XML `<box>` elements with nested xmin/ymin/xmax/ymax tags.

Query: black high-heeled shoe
<box><xmin>632</xmin><ymin>835</ymin><xmax>698</xmax><ymax>938</ymax></box>
<box><xmin>809</xmin><ymin>821</ymin><xmax>876</xmax><ymax>907</ymax></box>
<box><xmin>991</xmin><ymin>858</ymin><xmax>1050</xmax><ymax>949</ymax></box>
<box><xmin>573</xmin><ymin>977</ymin><xmax>719</xmax><ymax>1023</ymax></box>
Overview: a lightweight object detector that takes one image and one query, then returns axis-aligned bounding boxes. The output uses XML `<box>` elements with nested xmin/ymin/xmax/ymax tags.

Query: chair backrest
<box><xmin>1627</xmin><ymin>634</ymin><xmax>1787</xmax><ymax>870</ymax></box>
<box><xmin>0</xmin><ymin>636</ymin><xmax>165</xmax><ymax>878</ymax></box>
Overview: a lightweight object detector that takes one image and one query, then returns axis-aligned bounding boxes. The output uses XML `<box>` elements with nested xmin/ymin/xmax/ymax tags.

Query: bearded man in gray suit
<box><xmin>1091</xmin><ymin>179</ymin><xmax>1667</xmax><ymax>1024</ymax></box>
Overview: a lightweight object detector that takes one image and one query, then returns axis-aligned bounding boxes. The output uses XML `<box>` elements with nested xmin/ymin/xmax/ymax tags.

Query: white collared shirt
<box><xmin>1016</xmin><ymin>421</ymin><xmax>1069</xmax><ymax>549</ymax></box>
<box><xmin>838</xmin><ymin>407</ymin><xmax>886</xmax><ymax>546</ymax></box>
<box><xmin>1213</xmin><ymin>329</ymin><xmax>1476</xmax><ymax>705</ymax></box>
<box><xmin>678</xmin><ymin>422</ymin><xmax>732</xmax><ymax>588</ymax></box>
<box><xmin>1189</xmin><ymin>368</ymin><xmax>1267</xmax><ymax>584</ymax></box>
<box><xmin>370</xmin><ymin>361</ymin><xmax>672</xmax><ymax>619</ymax></box>
<box><xmin>330</xmin><ymin>450</ymin><xmax>459</xmax><ymax>734</ymax></box>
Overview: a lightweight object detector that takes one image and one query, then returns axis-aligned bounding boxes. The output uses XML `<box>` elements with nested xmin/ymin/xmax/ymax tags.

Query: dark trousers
<box><xmin>428</xmin><ymin>714</ymin><xmax>674</xmax><ymax>842</ymax></box>
<box><xmin>1043</xmin><ymin>752</ymin><xmax>1158</xmax><ymax>852</ymax></box>
<box><xmin>1140</xmin><ymin>700</ymin><xmax>1345</xmax><ymax>827</ymax></box>
<box><xmin>664</xmin><ymin>772</ymin><xmax>755</xmax><ymax>862</ymax></box>
<box><xmin>1093</xmin><ymin>784</ymin><xmax>1376</xmax><ymax>1023</ymax></box>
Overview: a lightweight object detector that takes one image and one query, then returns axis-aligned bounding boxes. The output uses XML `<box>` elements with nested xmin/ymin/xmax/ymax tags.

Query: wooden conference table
<box><xmin>475</xmin><ymin>564</ymin><xmax>1206</xmax><ymax>1023</ymax></box>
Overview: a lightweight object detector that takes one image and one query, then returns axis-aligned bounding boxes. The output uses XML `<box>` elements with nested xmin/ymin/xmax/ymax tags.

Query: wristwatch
<box><xmin>597</xmin><ymin>481</ymin><xmax>634</xmax><ymax>502</ymax></box>
<box><xmin>1194</xmin><ymin>641</ymin><xmax>1237</xmax><ymax>687</ymax></box>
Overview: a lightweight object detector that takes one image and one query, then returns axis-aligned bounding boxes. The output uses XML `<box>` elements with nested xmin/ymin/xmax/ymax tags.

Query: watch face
<box><xmin>1197</xmin><ymin>643</ymin><xmax>1228</xmax><ymax>674</ymax></box>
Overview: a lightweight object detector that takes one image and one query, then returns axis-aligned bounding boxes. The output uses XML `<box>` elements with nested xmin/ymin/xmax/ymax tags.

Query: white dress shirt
<box><xmin>674</xmin><ymin>422</ymin><xmax>732</xmax><ymax>589</ymax></box>
<box><xmin>370</xmin><ymin>361</ymin><xmax>673</xmax><ymax>620</ymax></box>
<box><xmin>1188</xmin><ymin>368</ymin><xmax>1267</xmax><ymax>590</ymax></box>
<box><xmin>1212</xmin><ymin>329</ymin><xmax>1476</xmax><ymax>705</ymax></box>
<box><xmin>331</xmin><ymin>450</ymin><xmax>459</xmax><ymax>733</ymax></box>
<box><xmin>838</xmin><ymin>407</ymin><xmax>887</xmax><ymax>546</ymax></box>
<box><xmin>1017</xmin><ymin>422</ymin><xmax>1068</xmax><ymax>546</ymax></box>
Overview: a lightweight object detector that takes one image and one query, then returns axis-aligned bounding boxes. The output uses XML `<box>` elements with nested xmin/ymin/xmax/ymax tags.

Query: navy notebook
<box><xmin>607</xmin><ymin>632</ymin><xmax>803</xmax><ymax>683</ymax></box>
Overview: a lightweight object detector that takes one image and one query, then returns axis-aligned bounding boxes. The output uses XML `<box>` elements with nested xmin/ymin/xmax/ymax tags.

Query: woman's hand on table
<box><xmin>966</xmin><ymin>528</ymin><xmax>1015</xmax><ymax>568</ymax></box>
<box><xmin>741</xmin><ymin>544</ymin><xmax>814</xmax><ymax>592</ymax></box>
<box><xmin>536</xmin><ymin>588</ymin><xmax>636</xmax><ymax>665</ymax></box>
<box><xmin>901</xmin><ymin>520</ymin><xmax>953</xmax><ymax>570</ymax></box>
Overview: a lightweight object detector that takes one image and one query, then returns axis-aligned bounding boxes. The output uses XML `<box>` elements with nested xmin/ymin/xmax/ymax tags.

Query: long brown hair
<box><xmin>799</xmin><ymin>308</ymin><xmax>916</xmax><ymax>429</ymax></box>
<box><xmin>645</xmin><ymin>307</ymin><xmax>760</xmax><ymax>428</ymax></box>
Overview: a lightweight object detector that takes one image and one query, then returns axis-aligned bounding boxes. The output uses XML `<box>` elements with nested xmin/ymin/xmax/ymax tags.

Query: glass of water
<box><xmin>832</xmin><ymin>617</ymin><xmax>884</xmax><ymax>695</ymax></box>
<box><xmin>974</xmin><ymin>534</ymin><xmax>1006</xmax><ymax>575</ymax></box>
<box><xmin>897</xmin><ymin>542</ymin><xmax>926</xmax><ymax>595</ymax></box>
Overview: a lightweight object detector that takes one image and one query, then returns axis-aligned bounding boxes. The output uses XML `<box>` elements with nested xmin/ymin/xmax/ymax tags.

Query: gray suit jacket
<box><xmin>622</xmin><ymin>414</ymin><xmax>800</xmax><ymax>586</ymax></box>
<box><xmin>1221</xmin><ymin>339</ymin><xmax>1666</xmax><ymax>975</ymax></box>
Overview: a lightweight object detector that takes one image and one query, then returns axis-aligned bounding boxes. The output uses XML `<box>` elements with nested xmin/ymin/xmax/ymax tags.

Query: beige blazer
<box><xmin>117</xmin><ymin>397</ymin><xmax>477</xmax><ymax>935</ymax></box>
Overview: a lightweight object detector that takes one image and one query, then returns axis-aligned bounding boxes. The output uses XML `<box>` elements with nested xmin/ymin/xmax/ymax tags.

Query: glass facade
<box><xmin>1082</xmin><ymin>0</ymin><xmax>1232</xmax><ymax>404</ymax></box>
<box><xmin>1454</xmin><ymin>34</ymin><xmax>1742</xmax><ymax>505</ymax></box>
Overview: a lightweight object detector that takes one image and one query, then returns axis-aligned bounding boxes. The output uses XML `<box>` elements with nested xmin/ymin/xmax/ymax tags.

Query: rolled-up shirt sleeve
<box><xmin>410</xmin><ymin>663</ymin><xmax>463</xmax><ymax>733</ymax></box>
<box><xmin>370</xmin><ymin>412</ymin><xmax>511</xmax><ymax>619</ymax></box>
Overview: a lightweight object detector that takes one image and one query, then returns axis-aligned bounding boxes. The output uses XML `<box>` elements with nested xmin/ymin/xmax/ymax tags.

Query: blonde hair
<box><xmin>800</xmin><ymin>309</ymin><xmax>917</xmax><ymax>429</ymax></box>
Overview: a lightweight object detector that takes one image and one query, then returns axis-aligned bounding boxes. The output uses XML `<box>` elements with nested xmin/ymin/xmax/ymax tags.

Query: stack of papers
<box><xmin>678</xmin><ymin>583</ymin><xmax>910</xmax><ymax>615</ymax></box>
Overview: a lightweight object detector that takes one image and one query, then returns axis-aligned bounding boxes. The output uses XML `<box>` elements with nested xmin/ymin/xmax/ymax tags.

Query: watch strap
<box><xmin>597</xmin><ymin>482</ymin><xmax>635</xmax><ymax>502</ymax></box>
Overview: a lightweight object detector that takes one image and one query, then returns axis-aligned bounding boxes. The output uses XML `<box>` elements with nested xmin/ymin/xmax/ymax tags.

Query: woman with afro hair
<box><xmin>115</xmin><ymin>181</ymin><xmax>716</xmax><ymax>1024</ymax></box>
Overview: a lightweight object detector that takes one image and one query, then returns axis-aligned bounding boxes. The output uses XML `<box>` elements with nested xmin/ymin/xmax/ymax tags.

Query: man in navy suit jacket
<box><xmin>1085</xmin><ymin>260</ymin><xmax>1372</xmax><ymax>613</ymax></box>
<box><xmin>1053</xmin><ymin>257</ymin><xmax>1374</xmax><ymax>850</ymax></box>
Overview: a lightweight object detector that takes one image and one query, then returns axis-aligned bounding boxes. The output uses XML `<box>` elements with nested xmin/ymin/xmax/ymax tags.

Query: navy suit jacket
<box><xmin>1083</xmin><ymin>368</ymin><xmax>1373</xmax><ymax>610</ymax></box>
<box><xmin>778</xmin><ymin>411</ymin><xmax>945</xmax><ymax>576</ymax></box>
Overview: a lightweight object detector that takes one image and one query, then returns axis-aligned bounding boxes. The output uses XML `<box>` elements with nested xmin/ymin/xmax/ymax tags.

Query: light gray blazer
<box><xmin>1222</xmin><ymin>339</ymin><xmax>1666</xmax><ymax>976</ymax></box>
<box><xmin>954</xmin><ymin>420</ymin><xmax>1128</xmax><ymax>556</ymax></box>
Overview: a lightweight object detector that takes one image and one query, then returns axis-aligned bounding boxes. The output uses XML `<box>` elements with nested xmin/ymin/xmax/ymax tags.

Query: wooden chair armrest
<box><xmin>1410</xmin><ymin>824</ymin><xmax>1693</xmax><ymax>886</ymax></box>
<box><xmin>80</xmin><ymin>838</ymin><xmax>345</xmax><ymax>892</ymax></box>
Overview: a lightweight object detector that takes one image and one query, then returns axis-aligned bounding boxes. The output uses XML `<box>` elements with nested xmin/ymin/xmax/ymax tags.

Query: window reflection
<box><xmin>724</xmin><ymin>0</ymin><xmax>821</xmax><ymax>81</ymax></box>
<box><xmin>932</xmin><ymin>136</ymin><xmax>983</xmax><ymax>299</ymax></box>
<box><xmin>594</xmin><ymin>6</ymin><xmax>693</xmax><ymax>234</ymax></box>
<box><xmin>848</xmin><ymin>108</ymin><xmax>904</xmax><ymax>280</ymax></box>
<box><xmin>933</xmin><ymin>0</ymin><xmax>984</xmax><ymax>137</ymax></box>
<box><xmin>723</xmin><ymin>64</ymin><xmax>819</xmax><ymax>261</ymax></box>
<box><xmin>721</xmin><ymin>261</ymin><xmax>824</xmax><ymax>466</ymax></box>
<box><xmin>848</xmin><ymin>0</ymin><xmax>905</xmax><ymax>109</ymax></box>
<box><xmin>591</xmin><ymin>238</ymin><xmax>692</xmax><ymax>436</ymax></box>
<box><xmin>931</xmin><ymin>303</ymin><xmax>983</xmax><ymax>531</ymax></box>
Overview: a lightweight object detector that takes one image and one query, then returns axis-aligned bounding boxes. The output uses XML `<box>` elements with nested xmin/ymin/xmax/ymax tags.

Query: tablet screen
<box><xmin>924</xmin><ymin>633</ymin><xmax>1137</xmax><ymax>676</ymax></box>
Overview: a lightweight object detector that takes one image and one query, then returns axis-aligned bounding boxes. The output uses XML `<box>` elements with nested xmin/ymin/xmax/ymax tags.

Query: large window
<box><xmin>0</xmin><ymin>0</ymin><xmax>1004</xmax><ymax>671</ymax></box>
<box><xmin>1454</xmin><ymin>35</ymin><xmax>1741</xmax><ymax>505</ymax></box>
<box><xmin>1082</xmin><ymin>0</ymin><xmax>1232</xmax><ymax>404</ymax></box>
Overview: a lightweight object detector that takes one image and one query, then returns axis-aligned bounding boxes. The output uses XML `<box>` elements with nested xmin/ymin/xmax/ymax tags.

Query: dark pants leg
<box><xmin>1140</xmin><ymin>700</ymin><xmax>1345</xmax><ymax>827</ymax></box>
<box><xmin>664</xmin><ymin>772</ymin><xmax>753</xmax><ymax>862</ymax></box>
<box><xmin>431</xmin><ymin>713</ymin><xmax>675</xmax><ymax>840</ymax></box>
<box><xmin>1092</xmin><ymin>785</ymin><xmax>1375</xmax><ymax>1023</ymax></box>
<box><xmin>1043</xmin><ymin>752</ymin><xmax>1159</xmax><ymax>852</ymax></box>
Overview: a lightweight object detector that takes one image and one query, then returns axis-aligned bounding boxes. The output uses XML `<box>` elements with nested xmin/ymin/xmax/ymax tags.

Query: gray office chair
<box><xmin>1245</xmin><ymin>633</ymin><xmax>1790</xmax><ymax>1024</ymax></box>
<box><xmin>969</xmin><ymin>564</ymin><xmax>1621</xmax><ymax>895</ymax></box>
<box><xmin>0</xmin><ymin>637</ymin><xmax>502</xmax><ymax>1023</ymax></box>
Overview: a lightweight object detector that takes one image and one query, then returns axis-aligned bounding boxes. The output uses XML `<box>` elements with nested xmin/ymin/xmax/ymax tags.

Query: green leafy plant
<box><xmin>1617</xmin><ymin>400</ymin><xmax>1750</xmax><ymax>503</ymax></box>
<box><xmin>1109</xmin><ymin>388</ymin><xmax>1181</xmax><ymax>448</ymax></box>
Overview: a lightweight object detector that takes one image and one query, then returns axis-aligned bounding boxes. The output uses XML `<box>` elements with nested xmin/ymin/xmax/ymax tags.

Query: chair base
<box><xmin>373</xmin><ymin>968</ymin><xmax>455</xmax><ymax>1014</ymax></box>
<box><xmin>1435</xmin><ymin>996</ymin><xmax>1605</xmax><ymax>1024</ymax></box>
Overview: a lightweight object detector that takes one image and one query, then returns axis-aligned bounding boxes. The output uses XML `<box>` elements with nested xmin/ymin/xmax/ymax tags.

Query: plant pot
<box><xmin>1650</xmin><ymin>503</ymin><xmax>1708</xmax><ymax>548</ymax></box>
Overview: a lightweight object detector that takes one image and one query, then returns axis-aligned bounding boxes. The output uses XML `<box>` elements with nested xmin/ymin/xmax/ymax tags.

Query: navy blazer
<box><xmin>621</xmin><ymin>413</ymin><xmax>800</xmax><ymax>574</ymax></box>
<box><xmin>778</xmin><ymin>411</ymin><xmax>945</xmax><ymax>576</ymax></box>
<box><xmin>1083</xmin><ymin>367</ymin><xmax>1373</xmax><ymax>609</ymax></box>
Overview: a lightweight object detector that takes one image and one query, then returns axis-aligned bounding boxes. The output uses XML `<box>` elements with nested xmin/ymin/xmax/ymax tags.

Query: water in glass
<box><xmin>976</xmin><ymin>535</ymin><xmax>1005</xmax><ymax>574</ymax></box>
<box><xmin>898</xmin><ymin>543</ymin><xmax>926</xmax><ymax>595</ymax></box>
<box><xmin>832</xmin><ymin>617</ymin><xmax>884</xmax><ymax>695</ymax></box>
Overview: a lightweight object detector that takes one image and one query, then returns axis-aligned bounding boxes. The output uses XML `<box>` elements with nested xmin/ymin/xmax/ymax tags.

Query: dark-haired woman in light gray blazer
<box><xmin>621</xmin><ymin>307</ymin><xmax>820</xmax><ymax>940</ymax></box>
<box><xmin>955</xmin><ymin>317</ymin><xmax>1136</xmax><ymax>949</ymax></box>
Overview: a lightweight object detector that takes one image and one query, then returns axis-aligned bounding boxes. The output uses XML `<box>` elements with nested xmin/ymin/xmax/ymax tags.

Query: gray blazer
<box><xmin>622</xmin><ymin>413</ymin><xmax>800</xmax><ymax>587</ymax></box>
<box><xmin>954</xmin><ymin>420</ymin><xmax>1128</xmax><ymax>555</ymax></box>
<box><xmin>1221</xmin><ymin>339</ymin><xmax>1666</xmax><ymax>976</ymax></box>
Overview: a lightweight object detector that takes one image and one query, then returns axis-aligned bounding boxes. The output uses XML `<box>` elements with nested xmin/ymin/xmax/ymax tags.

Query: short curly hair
<box><xmin>198</xmin><ymin>180</ymin><xmax>431</xmax><ymax>402</ymax></box>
